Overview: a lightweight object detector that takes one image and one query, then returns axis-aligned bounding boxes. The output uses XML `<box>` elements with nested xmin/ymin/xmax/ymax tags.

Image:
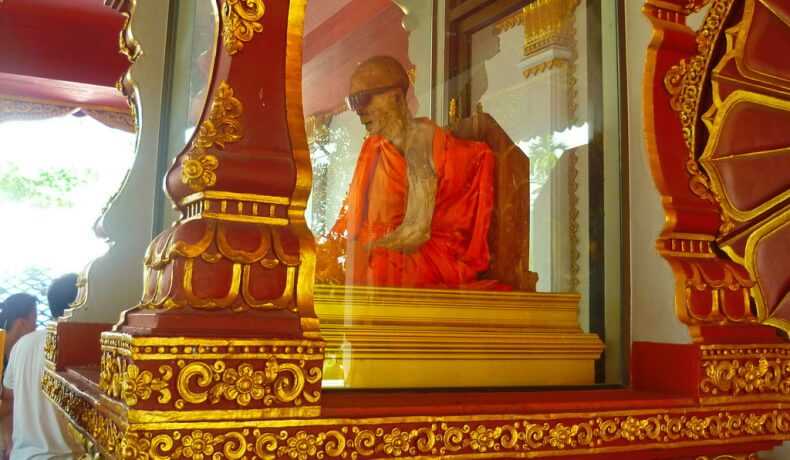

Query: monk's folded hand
<box><xmin>368</xmin><ymin>223</ymin><xmax>430</xmax><ymax>254</ymax></box>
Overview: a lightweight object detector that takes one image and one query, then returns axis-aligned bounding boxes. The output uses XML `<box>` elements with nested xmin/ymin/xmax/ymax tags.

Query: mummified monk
<box><xmin>317</xmin><ymin>56</ymin><xmax>505</xmax><ymax>290</ymax></box>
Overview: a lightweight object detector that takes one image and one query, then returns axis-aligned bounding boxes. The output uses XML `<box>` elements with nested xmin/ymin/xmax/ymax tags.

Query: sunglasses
<box><xmin>346</xmin><ymin>84</ymin><xmax>406</xmax><ymax>112</ymax></box>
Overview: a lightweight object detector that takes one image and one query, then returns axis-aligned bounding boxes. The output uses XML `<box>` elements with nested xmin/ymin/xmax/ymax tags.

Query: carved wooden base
<box><xmin>44</xmin><ymin>366</ymin><xmax>785</xmax><ymax>459</ymax></box>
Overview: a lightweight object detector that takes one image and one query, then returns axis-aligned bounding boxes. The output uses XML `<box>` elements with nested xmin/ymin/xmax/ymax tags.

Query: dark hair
<box><xmin>47</xmin><ymin>273</ymin><xmax>79</xmax><ymax>319</ymax></box>
<box><xmin>0</xmin><ymin>293</ymin><xmax>37</xmax><ymax>330</ymax></box>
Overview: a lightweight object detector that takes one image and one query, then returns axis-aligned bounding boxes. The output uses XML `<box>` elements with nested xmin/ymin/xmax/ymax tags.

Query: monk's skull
<box><xmin>358</xmin><ymin>90</ymin><xmax>407</xmax><ymax>140</ymax></box>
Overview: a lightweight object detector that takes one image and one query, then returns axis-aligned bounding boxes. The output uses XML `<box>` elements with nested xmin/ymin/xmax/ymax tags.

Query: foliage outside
<box><xmin>0</xmin><ymin>163</ymin><xmax>98</xmax><ymax>207</ymax></box>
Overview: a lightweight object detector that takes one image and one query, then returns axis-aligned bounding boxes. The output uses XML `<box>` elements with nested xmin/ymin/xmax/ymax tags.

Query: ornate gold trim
<box><xmin>43</xmin><ymin>363</ymin><xmax>790</xmax><ymax>460</ymax></box>
<box><xmin>99</xmin><ymin>334</ymin><xmax>324</xmax><ymax>411</ymax></box>
<box><xmin>181</xmin><ymin>81</ymin><xmax>243</xmax><ymax>192</ymax></box>
<box><xmin>664</xmin><ymin>0</ymin><xmax>736</xmax><ymax>226</ymax></box>
<box><xmin>521</xmin><ymin>58</ymin><xmax>569</xmax><ymax>79</ymax></box>
<box><xmin>700</xmin><ymin>345</ymin><xmax>790</xmax><ymax>404</ymax></box>
<box><xmin>221</xmin><ymin>0</ymin><xmax>266</xmax><ymax>55</ymax></box>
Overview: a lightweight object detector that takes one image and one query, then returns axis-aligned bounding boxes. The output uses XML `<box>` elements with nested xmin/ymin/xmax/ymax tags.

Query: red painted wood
<box><xmin>631</xmin><ymin>342</ymin><xmax>701</xmax><ymax>398</ymax></box>
<box><xmin>0</xmin><ymin>1</ymin><xmax>128</xmax><ymax>88</ymax></box>
<box><xmin>55</xmin><ymin>322</ymin><xmax>112</xmax><ymax>371</ymax></box>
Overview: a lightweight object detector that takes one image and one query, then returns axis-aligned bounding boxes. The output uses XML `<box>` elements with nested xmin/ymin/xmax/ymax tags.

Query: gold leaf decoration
<box><xmin>181</xmin><ymin>81</ymin><xmax>243</xmax><ymax>192</ymax></box>
<box><xmin>222</xmin><ymin>0</ymin><xmax>266</xmax><ymax>55</ymax></box>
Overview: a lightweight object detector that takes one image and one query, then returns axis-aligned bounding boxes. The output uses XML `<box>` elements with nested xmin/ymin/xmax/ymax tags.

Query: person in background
<box><xmin>2</xmin><ymin>274</ymin><xmax>84</xmax><ymax>459</ymax></box>
<box><xmin>0</xmin><ymin>294</ymin><xmax>37</xmax><ymax>369</ymax></box>
<box><xmin>0</xmin><ymin>293</ymin><xmax>38</xmax><ymax>459</ymax></box>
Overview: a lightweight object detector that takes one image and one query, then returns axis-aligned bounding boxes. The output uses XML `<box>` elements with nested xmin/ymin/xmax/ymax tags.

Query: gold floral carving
<box><xmin>222</xmin><ymin>0</ymin><xmax>266</xmax><ymax>55</ymax></box>
<box><xmin>181</xmin><ymin>81</ymin><xmax>243</xmax><ymax>192</ymax></box>
<box><xmin>63</xmin><ymin>410</ymin><xmax>790</xmax><ymax>459</ymax></box>
<box><xmin>663</xmin><ymin>0</ymin><xmax>736</xmax><ymax>233</ymax></box>
<box><xmin>42</xmin><ymin>363</ymin><xmax>790</xmax><ymax>458</ymax></box>
<box><xmin>123</xmin><ymin>364</ymin><xmax>173</xmax><ymax>406</ymax></box>
<box><xmin>700</xmin><ymin>346</ymin><xmax>790</xmax><ymax>402</ymax></box>
<box><xmin>99</xmin><ymin>347</ymin><xmax>173</xmax><ymax>406</ymax></box>
<box><xmin>174</xmin><ymin>358</ymin><xmax>322</xmax><ymax>409</ymax></box>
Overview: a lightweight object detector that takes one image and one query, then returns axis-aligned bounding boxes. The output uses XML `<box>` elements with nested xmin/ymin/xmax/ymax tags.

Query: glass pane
<box><xmin>166</xmin><ymin>1</ymin><xmax>219</xmax><ymax>158</ymax></box>
<box><xmin>303</xmin><ymin>0</ymin><xmax>624</xmax><ymax>389</ymax></box>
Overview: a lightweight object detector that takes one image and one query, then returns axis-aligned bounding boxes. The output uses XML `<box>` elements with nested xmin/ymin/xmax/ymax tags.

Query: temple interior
<box><xmin>0</xmin><ymin>0</ymin><xmax>788</xmax><ymax>459</ymax></box>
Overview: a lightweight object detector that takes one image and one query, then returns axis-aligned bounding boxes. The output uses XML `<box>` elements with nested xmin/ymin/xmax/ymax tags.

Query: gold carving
<box><xmin>99</xmin><ymin>411</ymin><xmax>790</xmax><ymax>457</ymax></box>
<box><xmin>522</xmin><ymin>58</ymin><xmax>569</xmax><ymax>79</ymax></box>
<box><xmin>99</xmin><ymin>346</ymin><xmax>173</xmax><ymax>406</ymax></box>
<box><xmin>44</xmin><ymin>324</ymin><xmax>57</xmax><ymax>366</ymax></box>
<box><xmin>122</xmin><ymin>364</ymin><xmax>173</xmax><ymax>406</ymax></box>
<box><xmin>181</xmin><ymin>154</ymin><xmax>219</xmax><ymax>192</ymax></box>
<box><xmin>174</xmin><ymin>358</ymin><xmax>322</xmax><ymax>409</ymax></box>
<box><xmin>683</xmin><ymin>261</ymin><xmax>754</xmax><ymax>323</ymax></box>
<box><xmin>42</xmin><ymin>363</ymin><xmax>790</xmax><ymax>460</ymax></box>
<box><xmin>222</xmin><ymin>0</ymin><xmax>266</xmax><ymax>55</ymax></box>
<box><xmin>495</xmin><ymin>0</ymin><xmax>580</xmax><ymax>57</ymax></box>
<box><xmin>97</xmin><ymin>334</ymin><xmax>324</xmax><ymax>416</ymax></box>
<box><xmin>495</xmin><ymin>11</ymin><xmax>524</xmax><ymax>34</ymax></box>
<box><xmin>181</xmin><ymin>81</ymin><xmax>243</xmax><ymax>192</ymax></box>
<box><xmin>663</xmin><ymin>0</ymin><xmax>737</xmax><ymax>233</ymax></box>
<box><xmin>700</xmin><ymin>346</ymin><xmax>790</xmax><ymax>402</ymax></box>
<box><xmin>180</xmin><ymin>190</ymin><xmax>290</xmax><ymax>226</ymax></box>
<box><xmin>118</xmin><ymin>0</ymin><xmax>142</xmax><ymax>62</ymax></box>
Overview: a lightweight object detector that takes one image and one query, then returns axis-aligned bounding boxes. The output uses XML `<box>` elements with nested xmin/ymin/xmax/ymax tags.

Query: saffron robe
<box><xmin>330</xmin><ymin>122</ymin><xmax>498</xmax><ymax>288</ymax></box>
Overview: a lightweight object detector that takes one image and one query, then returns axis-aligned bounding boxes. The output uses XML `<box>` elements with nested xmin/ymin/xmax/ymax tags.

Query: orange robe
<box><xmin>330</xmin><ymin>123</ymin><xmax>499</xmax><ymax>289</ymax></box>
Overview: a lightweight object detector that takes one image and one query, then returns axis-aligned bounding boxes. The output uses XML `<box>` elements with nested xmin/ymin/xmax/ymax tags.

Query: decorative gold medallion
<box><xmin>222</xmin><ymin>0</ymin><xmax>266</xmax><ymax>55</ymax></box>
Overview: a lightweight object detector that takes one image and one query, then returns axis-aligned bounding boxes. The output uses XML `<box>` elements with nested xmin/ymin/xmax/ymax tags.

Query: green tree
<box><xmin>524</xmin><ymin>134</ymin><xmax>567</xmax><ymax>204</ymax></box>
<box><xmin>0</xmin><ymin>163</ymin><xmax>96</xmax><ymax>207</ymax></box>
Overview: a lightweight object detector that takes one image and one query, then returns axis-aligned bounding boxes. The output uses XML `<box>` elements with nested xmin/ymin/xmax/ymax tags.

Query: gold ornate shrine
<box><xmin>36</xmin><ymin>0</ymin><xmax>790</xmax><ymax>459</ymax></box>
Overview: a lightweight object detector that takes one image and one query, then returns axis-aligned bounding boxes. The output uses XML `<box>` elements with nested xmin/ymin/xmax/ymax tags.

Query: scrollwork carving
<box><xmin>174</xmin><ymin>358</ymin><xmax>321</xmax><ymax>409</ymax></box>
<box><xmin>663</xmin><ymin>0</ymin><xmax>736</xmax><ymax>233</ymax></box>
<box><xmin>222</xmin><ymin>0</ymin><xmax>266</xmax><ymax>55</ymax></box>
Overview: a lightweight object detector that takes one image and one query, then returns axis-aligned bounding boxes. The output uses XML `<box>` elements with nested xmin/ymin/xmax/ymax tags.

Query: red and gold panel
<box><xmin>647</xmin><ymin>0</ymin><xmax>789</xmax><ymax>337</ymax></box>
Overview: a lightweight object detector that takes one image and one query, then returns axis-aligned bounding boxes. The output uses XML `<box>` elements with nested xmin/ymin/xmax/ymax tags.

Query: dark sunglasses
<box><xmin>346</xmin><ymin>84</ymin><xmax>406</xmax><ymax>112</ymax></box>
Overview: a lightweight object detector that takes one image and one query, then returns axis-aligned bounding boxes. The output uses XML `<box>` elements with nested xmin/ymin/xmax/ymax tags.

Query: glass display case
<box><xmin>300</xmin><ymin>0</ymin><xmax>626</xmax><ymax>388</ymax></box>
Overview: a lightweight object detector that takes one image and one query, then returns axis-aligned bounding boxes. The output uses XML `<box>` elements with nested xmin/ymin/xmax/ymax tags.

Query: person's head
<box><xmin>347</xmin><ymin>56</ymin><xmax>411</xmax><ymax>139</ymax></box>
<box><xmin>47</xmin><ymin>273</ymin><xmax>79</xmax><ymax>319</ymax></box>
<box><xmin>0</xmin><ymin>293</ymin><xmax>37</xmax><ymax>349</ymax></box>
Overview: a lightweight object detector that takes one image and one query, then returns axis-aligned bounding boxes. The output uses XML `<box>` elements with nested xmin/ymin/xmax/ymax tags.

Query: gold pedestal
<box><xmin>315</xmin><ymin>285</ymin><xmax>604</xmax><ymax>388</ymax></box>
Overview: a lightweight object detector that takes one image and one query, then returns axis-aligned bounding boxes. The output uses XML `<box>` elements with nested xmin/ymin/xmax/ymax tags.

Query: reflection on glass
<box><xmin>166</xmin><ymin>1</ymin><xmax>219</xmax><ymax>150</ymax></box>
<box><xmin>302</xmin><ymin>0</ymin><xmax>622</xmax><ymax>389</ymax></box>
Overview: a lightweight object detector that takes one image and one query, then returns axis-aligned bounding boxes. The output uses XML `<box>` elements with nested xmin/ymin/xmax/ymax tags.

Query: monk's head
<box><xmin>348</xmin><ymin>56</ymin><xmax>410</xmax><ymax>139</ymax></box>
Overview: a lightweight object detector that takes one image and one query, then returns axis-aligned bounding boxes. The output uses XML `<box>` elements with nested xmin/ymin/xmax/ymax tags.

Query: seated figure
<box><xmin>317</xmin><ymin>56</ymin><xmax>535</xmax><ymax>290</ymax></box>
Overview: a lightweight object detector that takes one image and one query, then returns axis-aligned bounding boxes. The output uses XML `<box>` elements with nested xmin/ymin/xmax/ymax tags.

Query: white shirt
<box><xmin>3</xmin><ymin>330</ymin><xmax>83</xmax><ymax>459</ymax></box>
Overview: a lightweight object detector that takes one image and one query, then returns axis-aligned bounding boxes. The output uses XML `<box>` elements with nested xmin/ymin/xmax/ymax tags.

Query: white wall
<box><xmin>69</xmin><ymin>0</ymin><xmax>171</xmax><ymax>323</ymax></box>
<box><xmin>624</xmin><ymin>1</ymin><xmax>690</xmax><ymax>345</ymax></box>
